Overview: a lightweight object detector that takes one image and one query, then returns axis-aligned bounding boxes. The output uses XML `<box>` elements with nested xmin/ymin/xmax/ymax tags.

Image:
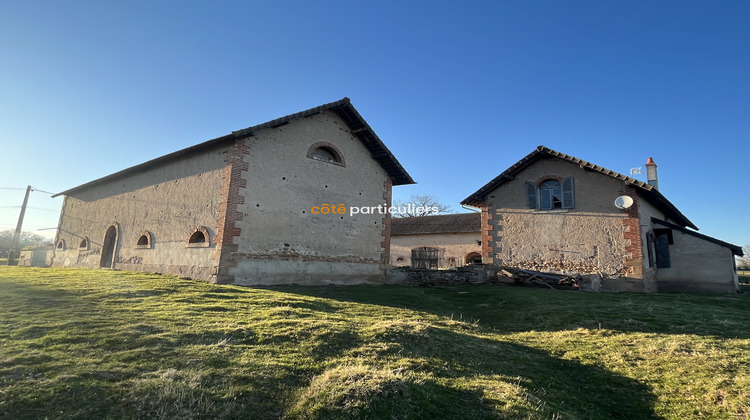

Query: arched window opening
<box><xmin>78</xmin><ymin>238</ymin><xmax>89</xmax><ymax>250</ymax></box>
<box><xmin>189</xmin><ymin>231</ymin><xmax>205</xmax><ymax>243</ymax></box>
<box><xmin>307</xmin><ymin>142</ymin><xmax>345</xmax><ymax>167</ymax></box>
<box><xmin>136</xmin><ymin>231</ymin><xmax>153</xmax><ymax>249</ymax></box>
<box><xmin>56</xmin><ymin>239</ymin><xmax>65</xmax><ymax>250</ymax></box>
<box><xmin>540</xmin><ymin>180</ymin><xmax>563</xmax><ymax>210</ymax></box>
<box><xmin>186</xmin><ymin>226</ymin><xmax>210</xmax><ymax>248</ymax></box>
<box><xmin>526</xmin><ymin>176</ymin><xmax>575</xmax><ymax>210</ymax></box>
<box><xmin>312</xmin><ymin>147</ymin><xmax>339</xmax><ymax>163</ymax></box>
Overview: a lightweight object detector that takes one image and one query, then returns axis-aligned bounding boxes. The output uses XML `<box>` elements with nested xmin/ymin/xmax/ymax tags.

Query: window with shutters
<box><xmin>526</xmin><ymin>176</ymin><xmax>575</xmax><ymax>210</ymax></box>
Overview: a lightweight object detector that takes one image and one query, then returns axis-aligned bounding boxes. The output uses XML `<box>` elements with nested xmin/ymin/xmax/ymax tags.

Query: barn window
<box><xmin>411</xmin><ymin>247</ymin><xmax>440</xmax><ymax>269</ymax></box>
<box><xmin>526</xmin><ymin>177</ymin><xmax>575</xmax><ymax>210</ymax></box>
<box><xmin>136</xmin><ymin>231</ymin><xmax>153</xmax><ymax>249</ymax></box>
<box><xmin>466</xmin><ymin>252</ymin><xmax>482</xmax><ymax>265</ymax></box>
<box><xmin>78</xmin><ymin>238</ymin><xmax>89</xmax><ymax>250</ymax></box>
<box><xmin>186</xmin><ymin>227</ymin><xmax>210</xmax><ymax>248</ymax></box>
<box><xmin>307</xmin><ymin>142</ymin><xmax>345</xmax><ymax>167</ymax></box>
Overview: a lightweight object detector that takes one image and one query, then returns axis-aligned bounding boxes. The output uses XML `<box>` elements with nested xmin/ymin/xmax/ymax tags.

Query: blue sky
<box><xmin>1</xmin><ymin>1</ymin><xmax>748</xmax><ymax>248</ymax></box>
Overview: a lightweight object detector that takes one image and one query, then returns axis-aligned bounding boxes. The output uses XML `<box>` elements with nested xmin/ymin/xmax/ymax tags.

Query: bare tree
<box><xmin>738</xmin><ymin>244</ymin><xmax>750</xmax><ymax>270</ymax></box>
<box><xmin>392</xmin><ymin>194</ymin><xmax>453</xmax><ymax>218</ymax></box>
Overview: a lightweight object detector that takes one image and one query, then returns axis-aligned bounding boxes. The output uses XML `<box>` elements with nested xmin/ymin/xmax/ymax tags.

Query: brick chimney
<box><xmin>645</xmin><ymin>157</ymin><xmax>658</xmax><ymax>190</ymax></box>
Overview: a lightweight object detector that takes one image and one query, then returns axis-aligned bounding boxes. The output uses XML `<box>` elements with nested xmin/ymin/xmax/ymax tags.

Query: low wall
<box><xmin>385</xmin><ymin>265</ymin><xmax>495</xmax><ymax>286</ymax></box>
<box><xmin>18</xmin><ymin>250</ymin><xmax>53</xmax><ymax>267</ymax></box>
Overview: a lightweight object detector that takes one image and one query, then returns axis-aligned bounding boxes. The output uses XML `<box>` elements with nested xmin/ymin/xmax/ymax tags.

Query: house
<box><xmin>51</xmin><ymin>98</ymin><xmax>414</xmax><ymax>285</ymax></box>
<box><xmin>390</xmin><ymin>213</ymin><xmax>482</xmax><ymax>268</ymax></box>
<box><xmin>461</xmin><ymin>145</ymin><xmax>743</xmax><ymax>293</ymax></box>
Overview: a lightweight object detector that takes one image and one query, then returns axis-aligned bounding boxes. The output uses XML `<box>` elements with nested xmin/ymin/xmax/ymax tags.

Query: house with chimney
<box><xmin>461</xmin><ymin>146</ymin><xmax>743</xmax><ymax>293</ymax></box>
<box><xmin>390</xmin><ymin>213</ymin><xmax>482</xmax><ymax>269</ymax></box>
<box><xmin>51</xmin><ymin>98</ymin><xmax>414</xmax><ymax>285</ymax></box>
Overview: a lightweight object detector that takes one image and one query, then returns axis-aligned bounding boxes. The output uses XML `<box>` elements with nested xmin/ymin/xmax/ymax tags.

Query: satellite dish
<box><xmin>615</xmin><ymin>195</ymin><xmax>634</xmax><ymax>210</ymax></box>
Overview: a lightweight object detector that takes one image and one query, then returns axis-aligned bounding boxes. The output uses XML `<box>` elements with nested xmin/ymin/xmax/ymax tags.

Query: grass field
<box><xmin>1</xmin><ymin>267</ymin><xmax>748</xmax><ymax>419</ymax></box>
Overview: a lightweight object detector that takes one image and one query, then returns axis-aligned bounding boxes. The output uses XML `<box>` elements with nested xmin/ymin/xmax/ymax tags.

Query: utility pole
<box><xmin>8</xmin><ymin>185</ymin><xmax>31</xmax><ymax>266</ymax></box>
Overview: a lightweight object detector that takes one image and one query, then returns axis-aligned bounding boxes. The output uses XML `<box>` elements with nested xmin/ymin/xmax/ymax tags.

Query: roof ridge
<box><xmin>460</xmin><ymin>146</ymin><xmax>696</xmax><ymax>230</ymax></box>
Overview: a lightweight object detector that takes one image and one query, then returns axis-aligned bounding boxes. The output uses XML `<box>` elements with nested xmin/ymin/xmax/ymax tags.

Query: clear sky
<box><xmin>1</xmin><ymin>1</ymin><xmax>748</xmax><ymax>249</ymax></box>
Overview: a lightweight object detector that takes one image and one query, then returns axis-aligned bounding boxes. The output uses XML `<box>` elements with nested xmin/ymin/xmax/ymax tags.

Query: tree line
<box><xmin>0</xmin><ymin>230</ymin><xmax>53</xmax><ymax>258</ymax></box>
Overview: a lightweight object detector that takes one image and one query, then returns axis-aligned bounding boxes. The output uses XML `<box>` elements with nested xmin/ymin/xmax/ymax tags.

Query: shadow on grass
<box><xmin>266</xmin><ymin>284</ymin><xmax>750</xmax><ymax>339</ymax></box>
<box><xmin>285</xmin><ymin>321</ymin><xmax>660</xmax><ymax>419</ymax></box>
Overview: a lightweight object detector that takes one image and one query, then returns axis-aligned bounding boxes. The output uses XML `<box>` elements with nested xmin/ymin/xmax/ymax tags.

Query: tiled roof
<box><xmin>460</xmin><ymin>145</ymin><xmax>697</xmax><ymax>230</ymax></box>
<box><xmin>391</xmin><ymin>213</ymin><xmax>481</xmax><ymax>235</ymax></box>
<box><xmin>54</xmin><ymin>98</ymin><xmax>414</xmax><ymax>197</ymax></box>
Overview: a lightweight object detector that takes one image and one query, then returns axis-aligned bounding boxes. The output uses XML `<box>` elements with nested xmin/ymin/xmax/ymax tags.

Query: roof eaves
<box><xmin>52</xmin><ymin>133</ymin><xmax>235</xmax><ymax>198</ymax></box>
<box><xmin>54</xmin><ymin>98</ymin><xmax>414</xmax><ymax>197</ymax></box>
<box><xmin>652</xmin><ymin>217</ymin><xmax>742</xmax><ymax>256</ymax></box>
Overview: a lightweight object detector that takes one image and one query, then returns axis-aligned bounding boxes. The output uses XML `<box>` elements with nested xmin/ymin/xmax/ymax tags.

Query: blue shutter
<box><xmin>526</xmin><ymin>182</ymin><xmax>537</xmax><ymax>209</ymax></box>
<box><xmin>655</xmin><ymin>233</ymin><xmax>671</xmax><ymax>268</ymax></box>
<box><xmin>562</xmin><ymin>176</ymin><xmax>575</xmax><ymax>209</ymax></box>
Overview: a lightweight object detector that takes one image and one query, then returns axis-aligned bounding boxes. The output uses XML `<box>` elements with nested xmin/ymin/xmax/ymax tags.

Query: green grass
<box><xmin>0</xmin><ymin>258</ymin><xmax>7</xmax><ymax>265</ymax></box>
<box><xmin>1</xmin><ymin>267</ymin><xmax>749</xmax><ymax>419</ymax></box>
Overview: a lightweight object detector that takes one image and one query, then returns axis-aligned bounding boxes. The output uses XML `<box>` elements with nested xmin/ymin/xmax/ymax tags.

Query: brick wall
<box><xmin>380</xmin><ymin>178</ymin><xmax>393</xmax><ymax>269</ymax></box>
<box><xmin>620</xmin><ymin>186</ymin><xmax>643</xmax><ymax>276</ymax></box>
<box><xmin>481</xmin><ymin>202</ymin><xmax>494</xmax><ymax>264</ymax></box>
<box><xmin>212</xmin><ymin>138</ymin><xmax>250</xmax><ymax>283</ymax></box>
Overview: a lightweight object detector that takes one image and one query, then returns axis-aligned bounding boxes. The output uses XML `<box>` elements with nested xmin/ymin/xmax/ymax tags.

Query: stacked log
<box><xmin>497</xmin><ymin>267</ymin><xmax>580</xmax><ymax>290</ymax></box>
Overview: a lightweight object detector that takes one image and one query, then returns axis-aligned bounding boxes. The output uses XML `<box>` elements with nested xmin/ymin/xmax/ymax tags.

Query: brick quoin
<box><xmin>215</xmin><ymin>139</ymin><xmax>250</xmax><ymax>245</ymax></box>
<box><xmin>212</xmin><ymin>139</ymin><xmax>250</xmax><ymax>283</ymax></box>
<box><xmin>620</xmin><ymin>186</ymin><xmax>643</xmax><ymax>271</ymax></box>
<box><xmin>380</xmin><ymin>178</ymin><xmax>393</xmax><ymax>269</ymax></box>
<box><xmin>481</xmin><ymin>202</ymin><xmax>494</xmax><ymax>262</ymax></box>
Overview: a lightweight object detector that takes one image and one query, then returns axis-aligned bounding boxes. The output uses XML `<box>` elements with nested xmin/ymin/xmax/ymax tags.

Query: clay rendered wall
<box><xmin>483</xmin><ymin>157</ymin><xmax>635</xmax><ymax>277</ymax></box>
<box><xmin>228</xmin><ymin>110</ymin><xmax>391</xmax><ymax>285</ymax></box>
<box><xmin>654</xmin><ymin>230</ymin><xmax>738</xmax><ymax>293</ymax></box>
<box><xmin>390</xmin><ymin>232</ymin><xmax>482</xmax><ymax>268</ymax></box>
<box><xmin>52</xmin><ymin>145</ymin><xmax>230</xmax><ymax>280</ymax></box>
<box><xmin>637</xmin><ymin>199</ymin><xmax>737</xmax><ymax>292</ymax></box>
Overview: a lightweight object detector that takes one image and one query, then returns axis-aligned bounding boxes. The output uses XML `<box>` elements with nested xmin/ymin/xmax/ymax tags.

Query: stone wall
<box><xmin>482</xmin><ymin>157</ymin><xmax>636</xmax><ymax>277</ymax></box>
<box><xmin>390</xmin><ymin>231</ymin><xmax>482</xmax><ymax>268</ymax></box>
<box><xmin>385</xmin><ymin>265</ymin><xmax>495</xmax><ymax>286</ymax></box>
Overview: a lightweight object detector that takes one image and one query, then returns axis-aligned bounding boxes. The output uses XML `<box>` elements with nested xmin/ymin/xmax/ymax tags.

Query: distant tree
<box><xmin>738</xmin><ymin>245</ymin><xmax>750</xmax><ymax>270</ymax></box>
<box><xmin>393</xmin><ymin>194</ymin><xmax>453</xmax><ymax>218</ymax></box>
<box><xmin>0</xmin><ymin>230</ymin><xmax>53</xmax><ymax>257</ymax></box>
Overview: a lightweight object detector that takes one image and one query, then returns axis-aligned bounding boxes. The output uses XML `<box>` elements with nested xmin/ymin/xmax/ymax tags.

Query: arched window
<box><xmin>526</xmin><ymin>176</ymin><xmax>575</xmax><ymax>210</ymax></box>
<box><xmin>189</xmin><ymin>231</ymin><xmax>205</xmax><ymax>243</ymax></box>
<box><xmin>56</xmin><ymin>239</ymin><xmax>65</xmax><ymax>250</ymax></box>
<box><xmin>186</xmin><ymin>226</ymin><xmax>210</xmax><ymax>248</ymax></box>
<box><xmin>540</xmin><ymin>180</ymin><xmax>563</xmax><ymax>210</ymax></box>
<box><xmin>78</xmin><ymin>237</ymin><xmax>89</xmax><ymax>250</ymax></box>
<box><xmin>136</xmin><ymin>231</ymin><xmax>153</xmax><ymax>249</ymax></box>
<box><xmin>307</xmin><ymin>142</ymin><xmax>345</xmax><ymax>166</ymax></box>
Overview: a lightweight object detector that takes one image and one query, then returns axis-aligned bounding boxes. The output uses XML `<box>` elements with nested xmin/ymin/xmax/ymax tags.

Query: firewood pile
<box><xmin>497</xmin><ymin>267</ymin><xmax>580</xmax><ymax>290</ymax></box>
